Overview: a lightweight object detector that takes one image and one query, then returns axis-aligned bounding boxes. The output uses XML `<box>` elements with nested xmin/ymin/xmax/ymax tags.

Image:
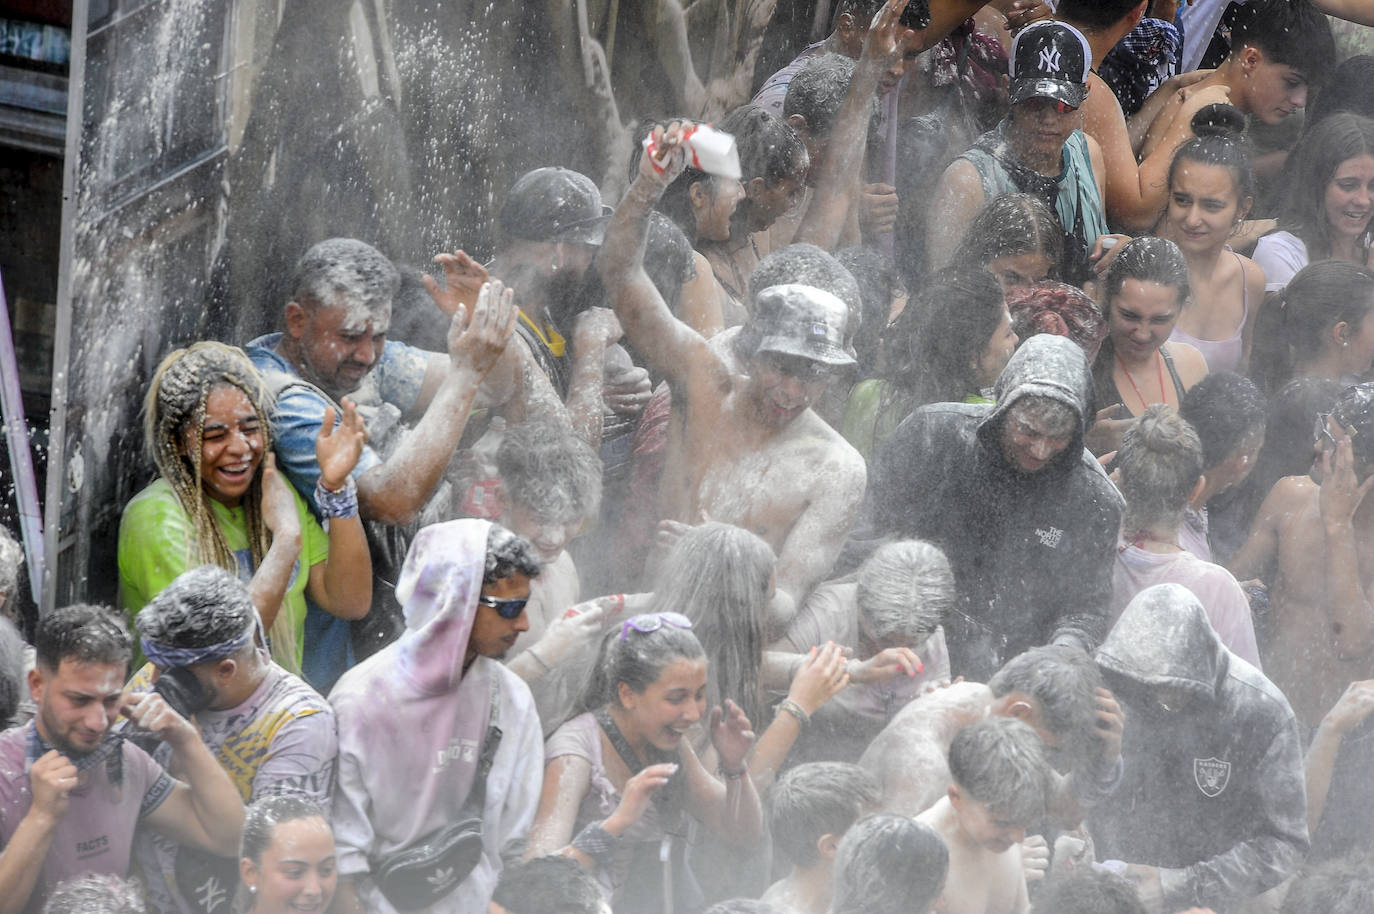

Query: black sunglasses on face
<box><xmin>478</xmin><ymin>595</ymin><xmax>529</xmax><ymax>619</ymax></box>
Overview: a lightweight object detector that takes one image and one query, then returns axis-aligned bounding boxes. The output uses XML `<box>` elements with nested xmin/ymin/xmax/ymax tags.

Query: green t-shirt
<box><xmin>117</xmin><ymin>477</ymin><xmax>329</xmax><ymax>670</ymax></box>
<box><xmin>842</xmin><ymin>380</ymin><xmax>994</xmax><ymax>460</ymax></box>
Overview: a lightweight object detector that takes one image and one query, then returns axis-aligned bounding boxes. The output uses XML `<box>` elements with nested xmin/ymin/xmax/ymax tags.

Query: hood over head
<box><xmin>394</xmin><ymin>518</ymin><xmax>492</xmax><ymax>694</ymax></box>
<box><xmin>978</xmin><ymin>333</ymin><xmax>1095</xmax><ymax>470</ymax></box>
<box><xmin>1095</xmin><ymin>583</ymin><xmax>1226</xmax><ymax>708</ymax></box>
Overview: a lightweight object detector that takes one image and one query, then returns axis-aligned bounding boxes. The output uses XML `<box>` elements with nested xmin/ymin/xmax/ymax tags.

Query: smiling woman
<box><xmin>117</xmin><ymin>342</ymin><xmax>372</xmax><ymax>673</ymax></box>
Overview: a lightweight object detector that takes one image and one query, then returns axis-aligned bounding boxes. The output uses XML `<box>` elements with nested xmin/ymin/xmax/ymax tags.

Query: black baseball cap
<box><xmin>749</xmin><ymin>284</ymin><xmax>856</xmax><ymax>367</ymax></box>
<box><xmin>1008</xmin><ymin>21</ymin><xmax>1091</xmax><ymax>109</ymax></box>
<box><xmin>498</xmin><ymin>167</ymin><xmax>612</xmax><ymax>245</ymax></box>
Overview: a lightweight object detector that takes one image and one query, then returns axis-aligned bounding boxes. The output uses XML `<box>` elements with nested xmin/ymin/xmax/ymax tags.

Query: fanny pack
<box><xmin>372</xmin><ymin>674</ymin><xmax>502</xmax><ymax>911</ymax></box>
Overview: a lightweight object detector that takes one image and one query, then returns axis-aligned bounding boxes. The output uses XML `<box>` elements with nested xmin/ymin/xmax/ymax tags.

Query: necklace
<box><xmin>1116</xmin><ymin>350</ymin><xmax>1167</xmax><ymax>410</ymax></box>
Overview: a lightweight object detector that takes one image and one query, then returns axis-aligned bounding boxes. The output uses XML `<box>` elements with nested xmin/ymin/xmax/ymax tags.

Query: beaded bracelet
<box><xmin>315</xmin><ymin>476</ymin><xmax>359</xmax><ymax>520</ymax></box>
<box><xmin>777</xmin><ymin>698</ymin><xmax>810</xmax><ymax>728</ymax></box>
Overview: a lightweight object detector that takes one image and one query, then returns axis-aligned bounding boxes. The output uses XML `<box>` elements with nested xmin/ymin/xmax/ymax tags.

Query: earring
<box><xmin>248</xmin><ymin>886</ymin><xmax>257</xmax><ymax>895</ymax></box>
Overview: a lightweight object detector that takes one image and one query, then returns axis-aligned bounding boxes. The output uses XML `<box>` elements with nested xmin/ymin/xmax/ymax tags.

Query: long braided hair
<box><xmin>144</xmin><ymin>342</ymin><xmax>298</xmax><ymax>670</ymax></box>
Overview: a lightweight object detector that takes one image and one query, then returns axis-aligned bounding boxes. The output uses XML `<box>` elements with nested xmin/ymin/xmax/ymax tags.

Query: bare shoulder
<box><xmin>1081</xmin><ymin>73</ymin><xmax>1125</xmax><ymax>137</ymax></box>
<box><xmin>794</xmin><ymin>411</ymin><xmax>867</xmax><ymax>484</ymax></box>
<box><xmin>940</xmin><ymin>156</ymin><xmax>983</xmax><ymax>192</ymax></box>
<box><xmin>1168</xmin><ymin>340</ymin><xmax>1209</xmax><ymax>387</ymax></box>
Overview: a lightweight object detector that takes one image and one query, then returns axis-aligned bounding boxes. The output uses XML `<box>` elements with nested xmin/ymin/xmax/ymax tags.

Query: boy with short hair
<box><xmin>762</xmin><ymin>763</ymin><xmax>881</xmax><ymax>914</ymax></box>
<box><xmin>918</xmin><ymin>717</ymin><xmax>1052</xmax><ymax>914</ymax></box>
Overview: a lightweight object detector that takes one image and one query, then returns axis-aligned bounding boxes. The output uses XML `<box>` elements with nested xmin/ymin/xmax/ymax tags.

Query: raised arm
<box><xmin>304</xmin><ymin>401</ymin><xmax>371</xmax><ymax>619</ymax></box>
<box><xmin>1084</xmin><ymin>74</ymin><xmax>1178</xmax><ymax>233</ymax></box>
<box><xmin>1304</xmin><ymin>680</ymin><xmax>1374</xmax><ymax>833</ymax></box>
<box><xmin>794</xmin><ymin>0</ymin><xmax>916</xmax><ymax>251</ymax></box>
<box><xmin>356</xmin><ymin>282</ymin><xmax>516</xmax><ymax>525</ymax></box>
<box><xmin>1317</xmin><ymin>436</ymin><xmax>1374</xmax><ymax>658</ymax></box>
<box><xmin>131</xmin><ymin>692</ymin><xmax>245</xmax><ymax>857</ymax></box>
<box><xmin>1225</xmin><ymin>477</ymin><xmax>1289</xmax><ymax>583</ymax></box>
<box><xmin>926</xmin><ymin>159</ymin><xmax>987</xmax><ymax>271</ymax></box>
<box><xmin>1312</xmin><ymin>0</ymin><xmax>1374</xmax><ymax>24</ymax></box>
<box><xmin>599</xmin><ymin>126</ymin><xmax>720</xmax><ymax>386</ymax></box>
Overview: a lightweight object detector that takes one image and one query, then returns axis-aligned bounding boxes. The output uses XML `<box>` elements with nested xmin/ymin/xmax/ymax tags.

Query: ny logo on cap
<box><xmin>1038</xmin><ymin>46</ymin><xmax>1062</xmax><ymax>73</ymax></box>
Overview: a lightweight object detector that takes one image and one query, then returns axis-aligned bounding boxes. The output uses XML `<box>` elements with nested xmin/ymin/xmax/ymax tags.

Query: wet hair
<box><xmin>1251</xmin><ymin>260</ymin><xmax>1374</xmax><ymax>396</ymax></box>
<box><xmin>1227</xmin><ymin>0</ymin><xmax>1335</xmax><ymax>87</ymax></box>
<box><xmin>948</xmin><ymin>717</ymin><xmax>1052</xmax><ymax>826</ymax></box>
<box><xmin>288</xmin><ymin>237</ymin><xmax>399</xmax><ymax>313</ymax></box>
<box><xmin>142</xmin><ymin>342</ymin><xmax>293</xmax><ymax>659</ymax></box>
<box><xmin>0</xmin><ymin>526</ymin><xmax>21</xmax><ymax>623</ymax></box>
<box><xmin>0</xmin><ymin>616</ymin><xmax>24</xmax><ymax>727</ymax></box>
<box><xmin>1055</xmin><ymin>0</ymin><xmax>1145</xmax><ymax>31</ymax></box>
<box><xmin>950</xmin><ymin>193</ymin><xmax>1064</xmax><ymax>277</ymax></box>
<box><xmin>651</xmin><ymin>523</ymin><xmax>774</xmax><ymax>728</ymax></box>
<box><xmin>856</xmin><ymin>540</ymin><xmax>952</xmax><ymax>645</ymax></box>
<box><xmin>1305</xmin><ymin>56</ymin><xmax>1374</xmax><ymax>129</ymax></box>
<box><xmin>770</xmin><ymin>762</ymin><xmax>881</xmax><ymax>868</ymax></box>
<box><xmin>878</xmin><ymin>267</ymin><xmax>1006</xmax><ymax>424</ymax></box>
<box><xmin>645</xmin><ymin>212</ymin><xmax>698</xmax><ymax>313</ymax></box>
<box><xmin>492</xmin><ymin>856</ymin><xmax>605</xmax><ymax>914</ymax></box>
<box><xmin>632</xmin><ymin>119</ymin><xmax>732</xmax><ymax>245</ymax></box>
<box><xmin>988</xmin><ymin>645</ymin><xmax>1101</xmax><ymax>769</ymax></box>
<box><xmin>829</xmin><ymin>814</ymin><xmax>949</xmax><ymax>914</ymax></box>
<box><xmin>1009</xmin><ymin>395</ymin><xmax>1078</xmax><ymax>439</ymax></box>
<box><xmin>136</xmin><ymin>565</ymin><xmax>256</xmax><ymax>653</ymax></box>
<box><xmin>42</xmin><ymin>874</ymin><xmax>147</xmax><ymax>914</ymax></box>
<box><xmin>1179</xmin><ymin>372</ymin><xmax>1266</xmax><ymax>471</ymax></box>
<box><xmin>837</xmin><ymin>246</ymin><xmax>905</xmax><ymax>372</ymax></box>
<box><xmin>578</xmin><ymin>616</ymin><xmax>706</xmax><ymax>712</ymax></box>
<box><xmin>1331</xmin><ymin>383</ymin><xmax>1374</xmax><ymax>467</ymax></box>
<box><xmin>1104</xmin><ymin>237</ymin><xmax>1191</xmax><ymax>310</ymax></box>
<box><xmin>484</xmin><ymin>523</ymin><xmax>543</xmax><ymax>586</ymax></box>
<box><xmin>720</xmin><ymin>104</ymin><xmax>809</xmax><ymax>187</ymax></box>
<box><xmin>1030</xmin><ymin>869</ymin><xmax>1147</xmax><ymax>914</ymax></box>
<box><xmin>35</xmin><ymin>604</ymin><xmax>132</xmax><ymax>674</ymax></box>
<box><xmin>1168</xmin><ymin>107</ymin><xmax>1255</xmax><ymax>212</ymax></box>
<box><xmin>748</xmin><ymin>243</ymin><xmax>861</xmax><ymax>316</ymax></box>
<box><xmin>1230</xmin><ymin>377</ymin><xmax>1346</xmax><ymax>536</ymax></box>
<box><xmin>1275</xmin><ymin>113</ymin><xmax>1374</xmax><ymax>261</ymax></box>
<box><xmin>240</xmin><ymin>793</ymin><xmax>330</xmax><ymax>865</ymax></box>
<box><xmin>1281</xmin><ymin>852</ymin><xmax>1374</xmax><ymax>914</ymax></box>
<box><xmin>1116</xmin><ymin>404</ymin><xmax>1205</xmax><ymax>530</ymax></box>
<box><xmin>1006</xmin><ymin>282</ymin><xmax>1107</xmax><ymax>358</ymax></box>
<box><xmin>497</xmin><ymin>418</ymin><xmax>603</xmax><ymax>526</ymax></box>
<box><xmin>783</xmin><ymin>54</ymin><xmax>858</xmax><ymax>139</ymax></box>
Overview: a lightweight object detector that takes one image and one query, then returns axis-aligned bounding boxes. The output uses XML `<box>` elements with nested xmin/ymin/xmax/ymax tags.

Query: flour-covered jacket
<box><xmin>1091</xmin><ymin>584</ymin><xmax>1308</xmax><ymax>913</ymax></box>
<box><xmin>330</xmin><ymin>520</ymin><xmax>544</xmax><ymax>914</ymax></box>
<box><xmin>847</xmin><ymin>334</ymin><xmax>1123</xmax><ymax>678</ymax></box>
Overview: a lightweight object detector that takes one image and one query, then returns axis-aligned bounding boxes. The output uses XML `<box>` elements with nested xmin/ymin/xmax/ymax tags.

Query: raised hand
<box><xmin>424</xmin><ymin>250</ymin><xmax>490</xmax><ymax>319</ymax></box>
<box><xmin>1021</xmin><ymin>834</ymin><xmax>1050</xmax><ymax>883</ymax></box>
<box><xmin>639</xmin><ymin>121</ymin><xmax>691</xmax><ymax>189</ymax></box>
<box><xmin>1322</xmin><ymin>679</ymin><xmax>1374</xmax><ymax>736</ymax></box>
<box><xmin>710</xmin><ymin>698</ymin><xmax>756</xmax><ymax>773</ymax></box>
<box><xmin>787</xmin><ymin>641</ymin><xmax>850</xmax><ymax>715</ymax></box>
<box><xmin>1319</xmin><ymin>434</ymin><xmax>1374</xmax><ymax>528</ymax></box>
<box><xmin>604</xmin><ymin>364</ymin><xmax>653</xmax><ymax>417</ymax></box>
<box><xmin>1092</xmin><ymin>686</ymin><xmax>1125</xmax><ymax>771</ymax></box>
<box><xmin>529</xmin><ymin>604</ymin><xmax>608</xmax><ymax>668</ymax></box>
<box><xmin>260</xmin><ymin>453</ymin><xmax>302</xmax><ymax>541</ymax></box>
<box><xmin>316</xmin><ymin>399</ymin><xmax>367</xmax><ymax>492</ymax></box>
<box><xmin>859</xmin><ymin>0</ymin><xmax>917</xmax><ymax>71</ymax></box>
<box><xmin>850</xmin><ymin>646</ymin><xmax>923</xmax><ymax>684</ymax></box>
<box><xmin>450</xmin><ymin>280</ymin><xmax>517</xmax><ymax>379</ymax></box>
<box><xmin>122</xmin><ymin>690</ymin><xmax>198</xmax><ymax>750</ymax></box>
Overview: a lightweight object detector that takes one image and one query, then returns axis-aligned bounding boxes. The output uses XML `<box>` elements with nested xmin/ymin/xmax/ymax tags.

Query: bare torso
<box><xmin>918</xmin><ymin>799</ymin><xmax>1028</xmax><ymax>914</ymax></box>
<box><xmin>1257</xmin><ymin>477</ymin><xmax>1374</xmax><ymax>730</ymax></box>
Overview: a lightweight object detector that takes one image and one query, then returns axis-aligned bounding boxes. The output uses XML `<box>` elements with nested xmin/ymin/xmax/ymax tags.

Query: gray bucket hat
<box><xmin>749</xmin><ymin>284</ymin><xmax>856</xmax><ymax>368</ymax></box>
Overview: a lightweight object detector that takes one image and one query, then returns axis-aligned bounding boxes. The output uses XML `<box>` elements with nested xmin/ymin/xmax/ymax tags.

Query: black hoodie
<box><xmin>1092</xmin><ymin>584</ymin><xmax>1309</xmax><ymax>912</ymax></box>
<box><xmin>845</xmin><ymin>334</ymin><xmax>1123</xmax><ymax>678</ymax></box>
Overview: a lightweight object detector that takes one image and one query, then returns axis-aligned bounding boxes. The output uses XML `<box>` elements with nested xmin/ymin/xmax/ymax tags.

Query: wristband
<box><xmin>571</xmin><ymin>821</ymin><xmax>620</xmax><ymax>866</ymax></box>
<box><xmin>777</xmin><ymin>698</ymin><xmax>810</xmax><ymax>728</ymax></box>
<box><xmin>526</xmin><ymin>647</ymin><xmax>552</xmax><ymax>673</ymax></box>
<box><xmin>717</xmin><ymin>764</ymin><xmax>748</xmax><ymax>780</ymax></box>
<box><xmin>314</xmin><ymin>476</ymin><xmax>359</xmax><ymax>520</ymax></box>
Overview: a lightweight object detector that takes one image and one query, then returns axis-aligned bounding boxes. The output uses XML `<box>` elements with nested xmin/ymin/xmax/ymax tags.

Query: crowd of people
<box><xmin>8</xmin><ymin>0</ymin><xmax>1374</xmax><ymax>911</ymax></box>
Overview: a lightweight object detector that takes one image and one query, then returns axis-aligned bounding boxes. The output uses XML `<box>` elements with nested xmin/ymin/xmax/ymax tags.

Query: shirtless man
<box><xmin>1229</xmin><ymin>383</ymin><xmax>1374</xmax><ymax>732</ymax></box>
<box><xmin>860</xmin><ymin>645</ymin><xmax>1121</xmax><ymax>826</ymax></box>
<box><xmin>599</xmin><ymin>122</ymin><xmax>867</xmax><ymax>629</ymax></box>
<box><xmin>1138</xmin><ymin>0</ymin><xmax>1334</xmax><ymax>163</ymax></box>
<box><xmin>918</xmin><ymin>717</ymin><xmax>1053</xmax><ymax>914</ymax></box>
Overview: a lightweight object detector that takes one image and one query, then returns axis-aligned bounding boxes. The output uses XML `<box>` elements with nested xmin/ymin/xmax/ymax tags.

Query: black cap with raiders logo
<box><xmin>1008</xmin><ymin>21</ymin><xmax>1092</xmax><ymax>109</ymax></box>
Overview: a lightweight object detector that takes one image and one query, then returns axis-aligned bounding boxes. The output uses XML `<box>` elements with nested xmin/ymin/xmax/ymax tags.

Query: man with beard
<box><xmin>248</xmin><ymin>242</ymin><xmax>518</xmax><ymax>688</ymax></box>
<box><xmin>0</xmin><ymin>605</ymin><xmax>243</xmax><ymax>914</ymax></box>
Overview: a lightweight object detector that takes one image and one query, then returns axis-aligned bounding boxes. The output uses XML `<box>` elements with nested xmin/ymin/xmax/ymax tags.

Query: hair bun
<box><xmin>1191</xmin><ymin>103</ymin><xmax>1247</xmax><ymax>140</ymax></box>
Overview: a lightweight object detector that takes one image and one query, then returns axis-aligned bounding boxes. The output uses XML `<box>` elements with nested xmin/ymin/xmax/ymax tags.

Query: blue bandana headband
<box><xmin>141</xmin><ymin>616</ymin><xmax>259</xmax><ymax>670</ymax></box>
